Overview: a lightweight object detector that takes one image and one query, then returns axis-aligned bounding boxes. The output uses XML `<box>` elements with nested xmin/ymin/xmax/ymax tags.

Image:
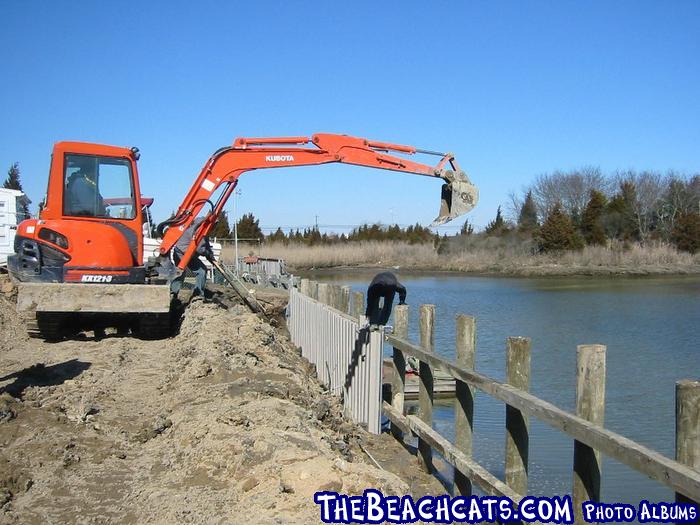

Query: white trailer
<box><xmin>0</xmin><ymin>188</ymin><xmax>29</xmax><ymax>268</ymax></box>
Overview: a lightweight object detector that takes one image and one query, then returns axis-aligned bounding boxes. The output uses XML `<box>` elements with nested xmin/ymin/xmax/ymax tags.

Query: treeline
<box><xmin>210</xmin><ymin>167</ymin><xmax>700</xmax><ymax>255</ymax></box>
<box><xmin>267</xmin><ymin>222</ymin><xmax>439</xmax><ymax>245</ymax></box>
<box><xmin>495</xmin><ymin>168</ymin><xmax>700</xmax><ymax>254</ymax></box>
<box><xmin>209</xmin><ymin>212</ymin><xmax>443</xmax><ymax>246</ymax></box>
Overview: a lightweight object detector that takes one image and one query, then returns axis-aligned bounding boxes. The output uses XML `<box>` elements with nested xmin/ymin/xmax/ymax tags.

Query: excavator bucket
<box><xmin>432</xmin><ymin>171</ymin><xmax>479</xmax><ymax>226</ymax></box>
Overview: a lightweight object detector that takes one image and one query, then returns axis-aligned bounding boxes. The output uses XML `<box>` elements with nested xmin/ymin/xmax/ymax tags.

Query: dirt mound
<box><xmin>0</xmin><ymin>288</ymin><xmax>413</xmax><ymax>524</ymax></box>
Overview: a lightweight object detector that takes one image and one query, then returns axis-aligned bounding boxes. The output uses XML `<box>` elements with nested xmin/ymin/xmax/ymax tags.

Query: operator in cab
<box><xmin>365</xmin><ymin>271</ymin><xmax>407</xmax><ymax>326</ymax></box>
<box><xmin>64</xmin><ymin>157</ymin><xmax>106</xmax><ymax>217</ymax></box>
<box><xmin>170</xmin><ymin>218</ymin><xmax>215</xmax><ymax>300</ymax></box>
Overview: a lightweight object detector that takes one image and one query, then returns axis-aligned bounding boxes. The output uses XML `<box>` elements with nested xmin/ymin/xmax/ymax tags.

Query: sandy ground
<box><xmin>0</xmin><ymin>280</ymin><xmax>441</xmax><ymax>524</ymax></box>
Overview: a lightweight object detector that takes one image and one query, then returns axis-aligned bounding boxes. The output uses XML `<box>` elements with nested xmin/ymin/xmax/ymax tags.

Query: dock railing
<box><xmin>288</xmin><ymin>279</ymin><xmax>383</xmax><ymax>434</ymax></box>
<box><xmin>384</xmin><ymin>303</ymin><xmax>700</xmax><ymax>523</ymax></box>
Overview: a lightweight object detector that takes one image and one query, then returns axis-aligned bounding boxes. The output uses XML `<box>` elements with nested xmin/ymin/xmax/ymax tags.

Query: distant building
<box><xmin>0</xmin><ymin>188</ymin><xmax>30</xmax><ymax>267</ymax></box>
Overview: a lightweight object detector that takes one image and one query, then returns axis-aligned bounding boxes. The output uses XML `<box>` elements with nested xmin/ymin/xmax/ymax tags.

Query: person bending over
<box><xmin>170</xmin><ymin>218</ymin><xmax>215</xmax><ymax>299</ymax></box>
<box><xmin>365</xmin><ymin>271</ymin><xmax>407</xmax><ymax>326</ymax></box>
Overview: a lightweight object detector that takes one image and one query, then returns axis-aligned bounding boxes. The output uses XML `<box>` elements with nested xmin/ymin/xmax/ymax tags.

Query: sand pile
<box><xmin>0</xmin><ymin>282</ymin><xmax>413</xmax><ymax>524</ymax></box>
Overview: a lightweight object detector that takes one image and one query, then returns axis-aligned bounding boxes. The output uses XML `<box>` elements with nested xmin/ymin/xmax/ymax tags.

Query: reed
<box><xmin>220</xmin><ymin>241</ymin><xmax>700</xmax><ymax>276</ymax></box>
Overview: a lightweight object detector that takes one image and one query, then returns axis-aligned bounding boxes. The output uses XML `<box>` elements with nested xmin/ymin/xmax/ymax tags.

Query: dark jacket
<box><xmin>175</xmin><ymin>218</ymin><xmax>214</xmax><ymax>260</ymax></box>
<box><xmin>367</xmin><ymin>271</ymin><xmax>406</xmax><ymax>303</ymax></box>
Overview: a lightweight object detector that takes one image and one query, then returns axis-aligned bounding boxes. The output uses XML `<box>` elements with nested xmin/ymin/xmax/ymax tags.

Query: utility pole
<box><xmin>233</xmin><ymin>189</ymin><xmax>242</xmax><ymax>274</ymax></box>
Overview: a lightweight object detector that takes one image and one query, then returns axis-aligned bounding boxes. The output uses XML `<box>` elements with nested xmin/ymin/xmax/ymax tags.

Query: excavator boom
<box><xmin>160</xmin><ymin>133</ymin><xmax>478</xmax><ymax>270</ymax></box>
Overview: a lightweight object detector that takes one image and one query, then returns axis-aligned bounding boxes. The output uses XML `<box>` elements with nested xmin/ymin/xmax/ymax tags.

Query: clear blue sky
<box><xmin>1</xmin><ymin>1</ymin><xmax>698</xmax><ymax>233</ymax></box>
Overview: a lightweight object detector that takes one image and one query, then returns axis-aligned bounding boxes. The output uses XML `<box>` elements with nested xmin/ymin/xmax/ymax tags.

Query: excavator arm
<box><xmin>158</xmin><ymin>133</ymin><xmax>478</xmax><ymax>270</ymax></box>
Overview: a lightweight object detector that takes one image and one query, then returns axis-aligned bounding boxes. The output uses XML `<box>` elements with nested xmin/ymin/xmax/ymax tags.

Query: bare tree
<box><xmin>614</xmin><ymin>169</ymin><xmax>665</xmax><ymax>242</ymax></box>
<box><xmin>657</xmin><ymin>172</ymin><xmax>700</xmax><ymax>237</ymax></box>
<box><xmin>505</xmin><ymin>190</ymin><xmax>523</xmax><ymax>223</ymax></box>
<box><xmin>529</xmin><ymin>166</ymin><xmax>608</xmax><ymax>222</ymax></box>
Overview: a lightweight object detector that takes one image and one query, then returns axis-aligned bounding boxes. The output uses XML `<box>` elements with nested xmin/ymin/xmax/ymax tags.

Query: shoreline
<box><xmin>289</xmin><ymin>263</ymin><xmax>700</xmax><ymax>279</ymax></box>
<box><xmin>229</xmin><ymin>240</ymin><xmax>700</xmax><ymax>279</ymax></box>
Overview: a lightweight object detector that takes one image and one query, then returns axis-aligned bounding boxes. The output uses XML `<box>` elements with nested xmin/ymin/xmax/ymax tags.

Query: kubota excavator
<box><xmin>8</xmin><ymin>133</ymin><xmax>478</xmax><ymax>340</ymax></box>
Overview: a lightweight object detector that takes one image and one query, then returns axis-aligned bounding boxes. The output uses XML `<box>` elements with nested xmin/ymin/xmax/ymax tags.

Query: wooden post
<box><xmin>317</xmin><ymin>283</ymin><xmax>331</xmax><ymax>306</ymax></box>
<box><xmin>676</xmin><ymin>379</ymin><xmax>700</xmax><ymax>515</ymax></box>
<box><xmin>310</xmin><ymin>280</ymin><xmax>319</xmax><ymax>300</ymax></box>
<box><xmin>505</xmin><ymin>336</ymin><xmax>531</xmax><ymax>495</ymax></box>
<box><xmin>391</xmin><ymin>304</ymin><xmax>409</xmax><ymax>441</ymax></box>
<box><xmin>352</xmin><ymin>291</ymin><xmax>364</xmax><ymax>319</ymax></box>
<box><xmin>329</xmin><ymin>284</ymin><xmax>339</xmax><ymax>309</ymax></box>
<box><xmin>300</xmin><ymin>278</ymin><xmax>310</xmax><ymax>296</ymax></box>
<box><xmin>454</xmin><ymin>315</ymin><xmax>476</xmax><ymax>496</ymax></box>
<box><xmin>418</xmin><ymin>304</ymin><xmax>435</xmax><ymax>473</ymax></box>
<box><xmin>340</xmin><ymin>286</ymin><xmax>351</xmax><ymax>314</ymax></box>
<box><xmin>573</xmin><ymin>344</ymin><xmax>606</xmax><ymax>525</ymax></box>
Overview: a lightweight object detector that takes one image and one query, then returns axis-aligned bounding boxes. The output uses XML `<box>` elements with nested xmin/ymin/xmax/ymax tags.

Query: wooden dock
<box><xmin>382</xmin><ymin>358</ymin><xmax>455</xmax><ymax>399</ymax></box>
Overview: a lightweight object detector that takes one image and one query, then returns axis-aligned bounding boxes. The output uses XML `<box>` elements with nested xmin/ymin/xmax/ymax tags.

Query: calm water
<box><xmin>307</xmin><ymin>270</ymin><xmax>700</xmax><ymax>504</ymax></box>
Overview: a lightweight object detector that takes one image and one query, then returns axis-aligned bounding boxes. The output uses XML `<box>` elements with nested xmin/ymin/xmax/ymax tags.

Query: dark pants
<box><xmin>170</xmin><ymin>252</ymin><xmax>207</xmax><ymax>297</ymax></box>
<box><xmin>366</xmin><ymin>287</ymin><xmax>396</xmax><ymax>325</ymax></box>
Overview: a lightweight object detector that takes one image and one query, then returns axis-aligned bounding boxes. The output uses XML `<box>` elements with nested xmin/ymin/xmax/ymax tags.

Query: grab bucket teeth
<box><xmin>431</xmin><ymin>172</ymin><xmax>479</xmax><ymax>226</ymax></box>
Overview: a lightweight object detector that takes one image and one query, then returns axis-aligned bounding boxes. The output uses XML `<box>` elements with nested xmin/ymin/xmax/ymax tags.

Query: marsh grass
<box><xmin>221</xmin><ymin>240</ymin><xmax>700</xmax><ymax>275</ymax></box>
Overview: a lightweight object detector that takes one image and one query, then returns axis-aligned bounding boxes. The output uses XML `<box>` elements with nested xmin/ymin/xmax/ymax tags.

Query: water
<box><xmin>307</xmin><ymin>270</ymin><xmax>700</xmax><ymax>503</ymax></box>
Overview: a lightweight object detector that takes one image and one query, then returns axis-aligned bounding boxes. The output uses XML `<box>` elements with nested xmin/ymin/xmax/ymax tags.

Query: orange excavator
<box><xmin>8</xmin><ymin>133</ymin><xmax>478</xmax><ymax>339</ymax></box>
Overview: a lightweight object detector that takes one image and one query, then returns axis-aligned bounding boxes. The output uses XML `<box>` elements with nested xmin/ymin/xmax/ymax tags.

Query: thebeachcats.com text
<box><xmin>313</xmin><ymin>490</ymin><xmax>699</xmax><ymax>524</ymax></box>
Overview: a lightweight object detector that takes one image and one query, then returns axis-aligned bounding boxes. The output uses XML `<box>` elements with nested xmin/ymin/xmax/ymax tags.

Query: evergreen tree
<box><xmin>387</xmin><ymin>224</ymin><xmax>402</xmax><ymax>241</ymax></box>
<box><xmin>484</xmin><ymin>206</ymin><xmax>507</xmax><ymax>236</ymax></box>
<box><xmin>3</xmin><ymin>162</ymin><xmax>21</xmax><ymax>191</ymax></box>
<box><xmin>236</xmin><ymin>212</ymin><xmax>263</xmax><ymax>240</ymax></box>
<box><xmin>3</xmin><ymin>162</ymin><xmax>31</xmax><ymax>219</ymax></box>
<box><xmin>517</xmin><ymin>191</ymin><xmax>538</xmax><ymax>232</ymax></box>
<box><xmin>580</xmin><ymin>190</ymin><xmax>607</xmax><ymax>246</ymax></box>
<box><xmin>209</xmin><ymin>211</ymin><xmax>231</xmax><ymax>239</ymax></box>
<box><xmin>267</xmin><ymin>227</ymin><xmax>287</xmax><ymax>243</ymax></box>
<box><xmin>306</xmin><ymin>227</ymin><xmax>322</xmax><ymax>245</ymax></box>
<box><xmin>604</xmin><ymin>181</ymin><xmax>638</xmax><ymax>240</ymax></box>
<box><xmin>436</xmin><ymin>233</ymin><xmax>449</xmax><ymax>255</ymax></box>
<box><xmin>671</xmin><ymin>211</ymin><xmax>700</xmax><ymax>254</ymax></box>
<box><xmin>460</xmin><ymin>218</ymin><xmax>474</xmax><ymax>236</ymax></box>
<box><xmin>538</xmin><ymin>203</ymin><xmax>584</xmax><ymax>252</ymax></box>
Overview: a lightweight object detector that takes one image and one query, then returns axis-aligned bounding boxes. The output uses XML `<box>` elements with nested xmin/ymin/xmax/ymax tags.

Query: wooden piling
<box><xmin>352</xmin><ymin>291</ymin><xmax>364</xmax><ymax>320</ymax></box>
<box><xmin>340</xmin><ymin>286</ymin><xmax>351</xmax><ymax>315</ymax></box>
<box><xmin>573</xmin><ymin>344</ymin><xmax>606</xmax><ymax>525</ymax></box>
<box><xmin>454</xmin><ymin>315</ymin><xmax>476</xmax><ymax>496</ymax></box>
<box><xmin>300</xmin><ymin>278</ymin><xmax>310</xmax><ymax>296</ymax></box>
<box><xmin>391</xmin><ymin>304</ymin><xmax>409</xmax><ymax>441</ymax></box>
<box><xmin>310</xmin><ymin>280</ymin><xmax>319</xmax><ymax>300</ymax></box>
<box><xmin>317</xmin><ymin>283</ymin><xmax>331</xmax><ymax>306</ymax></box>
<box><xmin>505</xmin><ymin>336</ymin><xmax>531</xmax><ymax>495</ymax></box>
<box><xmin>418</xmin><ymin>304</ymin><xmax>436</xmax><ymax>473</ymax></box>
<box><xmin>676</xmin><ymin>379</ymin><xmax>700</xmax><ymax>513</ymax></box>
<box><xmin>329</xmin><ymin>285</ymin><xmax>339</xmax><ymax>309</ymax></box>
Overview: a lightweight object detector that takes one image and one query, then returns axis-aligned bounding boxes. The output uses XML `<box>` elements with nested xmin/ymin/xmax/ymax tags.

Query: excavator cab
<box><xmin>10</xmin><ymin>142</ymin><xmax>146</xmax><ymax>284</ymax></box>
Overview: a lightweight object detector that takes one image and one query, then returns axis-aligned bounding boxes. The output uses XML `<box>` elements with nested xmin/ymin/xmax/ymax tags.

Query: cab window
<box><xmin>63</xmin><ymin>155</ymin><xmax>135</xmax><ymax>219</ymax></box>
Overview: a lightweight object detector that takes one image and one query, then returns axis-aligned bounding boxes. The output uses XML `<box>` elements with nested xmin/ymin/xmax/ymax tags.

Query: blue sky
<box><xmin>1</xmin><ymin>1</ymin><xmax>698</xmax><ymax>233</ymax></box>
